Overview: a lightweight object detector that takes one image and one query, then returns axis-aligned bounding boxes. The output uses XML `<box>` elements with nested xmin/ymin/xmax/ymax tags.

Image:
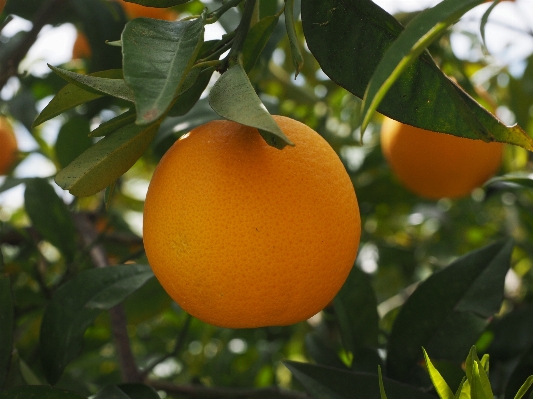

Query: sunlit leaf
<box><xmin>301</xmin><ymin>0</ymin><xmax>533</xmax><ymax>150</ymax></box>
<box><xmin>423</xmin><ymin>348</ymin><xmax>454</xmax><ymax>399</ymax></box>
<box><xmin>209</xmin><ymin>63</ymin><xmax>293</xmax><ymax>149</ymax></box>
<box><xmin>55</xmin><ymin>121</ymin><xmax>160</xmax><ymax>197</ymax></box>
<box><xmin>514</xmin><ymin>376</ymin><xmax>533</xmax><ymax>399</ymax></box>
<box><xmin>49</xmin><ymin>65</ymin><xmax>134</xmax><ymax>102</ymax></box>
<box><xmin>122</xmin><ymin>15</ymin><xmax>205</xmax><ymax>124</ymax></box>
<box><xmin>40</xmin><ymin>264</ymin><xmax>153</xmax><ymax>384</ymax></box>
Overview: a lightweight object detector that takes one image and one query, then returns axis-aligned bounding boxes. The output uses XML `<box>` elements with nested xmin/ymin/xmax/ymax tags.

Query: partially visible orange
<box><xmin>380</xmin><ymin>117</ymin><xmax>503</xmax><ymax>199</ymax></box>
<box><xmin>143</xmin><ymin>116</ymin><xmax>361</xmax><ymax>328</ymax></box>
<box><xmin>72</xmin><ymin>31</ymin><xmax>91</xmax><ymax>60</ymax></box>
<box><xmin>0</xmin><ymin>116</ymin><xmax>17</xmax><ymax>175</ymax></box>
<box><xmin>120</xmin><ymin>0</ymin><xmax>177</xmax><ymax>20</ymax></box>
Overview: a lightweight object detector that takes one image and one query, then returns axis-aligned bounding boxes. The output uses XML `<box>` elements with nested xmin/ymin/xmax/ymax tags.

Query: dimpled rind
<box><xmin>143</xmin><ymin>115</ymin><xmax>361</xmax><ymax>328</ymax></box>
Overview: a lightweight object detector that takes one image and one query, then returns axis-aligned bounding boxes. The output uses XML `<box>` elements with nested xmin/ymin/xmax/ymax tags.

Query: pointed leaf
<box><xmin>387</xmin><ymin>240</ymin><xmax>513</xmax><ymax>383</ymax></box>
<box><xmin>168</xmin><ymin>67</ymin><xmax>214</xmax><ymax>117</ymax></box>
<box><xmin>423</xmin><ymin>349</ymin><xmax>454</xmax><ymax>399</ymax></box>
<box><xmin>454</xmin><ymin>377</ymin><xmax>468</xmax><ymax>399</ymax></box>
<box><xmin>301</xmin><ymin>0</ymin><xmax>533</xmax><ymax>150</ymax></box>
<box><xmin>304</xmin><ymin>333</ymin><xmax>348</xmax><ymax>370</ymax></box>
<box><xmin>485</xmin><ymin>173</ymin><xmax>533</xmax><ymax>189</ymax></box>
<box><xmin>49</xmin><ymin>65</ymin><xmax>134</xmax><ymax>102</ymax></box>
<box><xmin>475</xmin><ymin>360</ymin><xmax>493</xmax><ymax>399</ymax></box>
<box><xmin>333</xmin><ymin>266</ymin><xmax>379</xmax><ymax>352</ymax></box>
<box><xmin>209</xmin><ymin>63</ymin><xmax>293</xmax><ymax>149</ymax></box>
<box><xmin>284</xmin><ymin>0</ymin><xmax>303</xmax><ymax>76</ymax></box>
<box><xmin>0</xmin><ymin>386</ymin><xmax>86</xmax><ymax>399</ymax></box>
<box><xmin>378</xmin><ymin>366</ymin><xmax>389</xmax><ymax>399</ymax></box>
<box><xmin>18</xmin><ymin>358</ymin><xmax>42</xmax><ymax>385</ymax></box>
<box><xmin>514</xmin><ymin>376</ymin><xmax>533</xmax><ymax>399</ymax></box>
<box><xmin>285</xmin><ymin>361</ymin><xmax>436</xmax><ymax>399</ymax></box>
<box><xmin>243</xmin><ymin>15</ymin><xmax>280</xmax><ymax>73</ymax></box>
<box><xmin>0</xmin><ymin>276</ymin><xmax>13</xmax><ymax>386</ymax></box>
<box><xmin>55</xmin><ymin>122</ymin><xmax>160</xmax><ymax>197</ymax></box>
<box><xmin>24</xmin><ymin>178</ymin><xmax>77</xmax><ymax>261</ymax></box>
<box><xmin>465</xmin><ymin>346</ymin><xmax>480</xmax><ymax>385</ymax></box>
<box><xmin>89</xmin><ymin>109</ymin><xmax>137</xmax><ymax>138</ymax></box>
<box><xmin>55</xmin><ymin>117</ymin><xmax>93</xmax><ymax>169</ymax></box>
<box><xmin>33</xmin><ymin>70</ymin><xmax>124</xmax><ymax>127</ymax></box>
<box><xmin>40</xmin><ymin>264</ymin><xmax>153</xmax><ymax>384</ymax></box>
<box><xmin>122</xmin><ymin>16</ymin><xmax>205</xmax><ymax>124</ymax></box>
<box><xmin>480</xmin><ymin>0</ymin><xmax>501</xmax><ymax>52</ymax></box>
<box><xmin>505</xmin><ymin>344</ymin><xmax>533</xmax><ymax>399</ymax></box>
<box><xmin>361</xmin><ymin>0</ymin><xmax>484</xmax><ymax>132</ymax></box>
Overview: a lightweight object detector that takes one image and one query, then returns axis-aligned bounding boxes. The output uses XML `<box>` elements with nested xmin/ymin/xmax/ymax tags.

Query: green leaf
<box><xmin>89</xmin><ymin>109</ymin><xmax>137</xmax><ymax>138</ymax></box>
<box><xmin>18</xmin><ymin>358</ymin><xmax>42</xmax><ymax>385</ymax></box>
<box><xmin>122</xmin><ymin>15</ymin><xmax>205</xmax><ymax>125</ymax></box>
<box><xmin>378</xmin><ymin>366</ymin><xmax>389</xmax><ymax>399</ymax></box>
<box><xmin>284</xmin><ymin>361</ymin><xmax>436</xmax><ymax>399</ymax></box>
<box><xmin>454</xmin><ymin>377</ymin><xmax>468</xmax><ymax>399</ymax></box>
<box><xmin>476</xmin><ymin>361</ymin><xmax>493</xmax><ymax>399</ymax></box>
<box><xmin>0</xmin><ymin>177</ymin><xmax>26</xmax><ymax>194</ymax></box>
<box><xmin>242</xmin><ymin>15</ymin><xmax>280</xmax><ymax>73</ymax></box>
<box><xmin>55</xmin><ymin>117</ymin><xmax>93</xmax><ymax>169</ymax></box>
<box><xmin>118</xmin><ymin>384</ymin><xmax>161</xmax><ymax>399</ymax></box>
<box><xmin>304</xmin><ymin>333</ymin><xmax>348</xmax><ymax>370</ymax></box>
<box><xmin>480</xmin><ymin>0</ymin><xmax>501</xmax><ymax>53</ymax></box>
<box><xmin>485</xmin><ymin>173</ymin><xmax>533</xmax><ymax>189</ymax></box>
<box><xmin>49</xmin><ymin>65</ymin><xmax>134</xmax><ymax>102</ymax></box>
<box><xmin>121</xmin><ymin>0</ymin><xmax>190</xmax><ymax>6</ymax></box>
<box><xmin>514</xmin><ymin>376</ymin><xmax>533</xmax><ymax>399</ymax></box>
<box><xmin>333</xmin><ymin>266</ymin><xmax>379</xmax><ymax>352</ymax></box>
<box><xmin>209</xmin><ymin>63</ymin><xmax>293</xmax><ymax>149</ymax></box>
<box><xmin>301</xmin><ymin>0</ymin><xmax>533</xmax><ymax>150</ymax></box>
<box><xmin>360</xmin><ymin>0</ymin><xmax>484</xmax><ymax>133</ymax></box>
<box><xmin>0</xmin><ymin>276</ymin><xmax>13</xmax><ymax>386</ymax></box>
<box><xmin>55</xmin><ymin>121</ymin><xmax>160</xmax><ymax>197</ymax></box>
<box><xmin>0</xmin><ymin>386</ymin><xmax>86</xmax><ymax>399</ymax></box>
<box><xmin>505</xmin><ymin>344</ymin><xmax>533</xmax><ymax>399</ymax></box>
<box><xmin>470</xmin><ymin>361</ymin><xmax>493</xmax><ymax>399</ymax></box>
<box><xmin>40</xmin><ymin>264</ymin><xmax>153</xmax><ymax>384</ymax></box>
<box><xmin>423</xmin><ymin>348</ymin><xmax>454</xmax><ymax>399</ymax></box>
<box><xmin>24</xmin><ymin>178</ymin><xmax>77</xmax><ymax>261</ymax></box>
<box><xmin>33</xmin><ymin>69</ymin><xmax>124</xmax><ymax>127</ymax></box>
<box><xmin>94</xmin><ymin>386</ymin><xmax>130</xmax><ymax>399</ymax></box>
<box><xmin>387</xmin><ymin>240</ymin><xmax>513</xmax><ymax>383</ymax></box>
<box><xmin>284</xmin><ymin>0</ymin><xmax>303</xmax><ymax>77</ymax></box>
<box><xmin>168</xmin><ymin>67</ymin><xmax>214</xmax><ymax>117</ymax></box>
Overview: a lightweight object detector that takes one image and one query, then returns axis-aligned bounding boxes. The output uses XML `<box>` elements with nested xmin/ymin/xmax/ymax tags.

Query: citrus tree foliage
<box><xmin>1</xmin><ymin>0</ymin><xmax>533</xmax><ymax>398</ymax></box>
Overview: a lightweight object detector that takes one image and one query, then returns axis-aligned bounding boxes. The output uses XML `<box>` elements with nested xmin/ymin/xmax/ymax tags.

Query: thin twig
<box><xmin>222</xmin><ymin>0</ymin><xmax>257</xmax><ymax>71</ymax></box>
<box><xmin>148</xmin><ymin>380</ymin><xmax>310</xmax><ymax>399</ymax></box>
<box><xmin>73</xmin><ymin>212</ymin><xmax>142</xmax><ymax>383</ymax></box>
<box><xmin>0</xmin><ymin>0</ymin><xmax>68</xmax><ymax>90</ymax></box>
<box><xmin>141</xmin><ymin>313</ymin><xmax>192</xmax><ymax>377</ymax></box>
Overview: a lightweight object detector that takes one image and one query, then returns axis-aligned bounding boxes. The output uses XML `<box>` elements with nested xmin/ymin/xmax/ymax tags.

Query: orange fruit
<box><xmin>72</xmin><ymin>31</ymin><xmax>91</xmax><ymax>60</ymax></box>
<box><xmin>143</xmin><ymin>116</ymin><xmax>361</xmax><ymax>328</ymax></box>
<box><xmin>380</xmin><ymin>117</ymin><xmax>503</xmax><ymax>199</ymax></box>
<box><xmin>120</xmin><ymin>0</ymin><xmax>177</xmax><ymax>20</ymax></box>
<box><xmin>0</xmin><ymin>116</ymin><xmax>17</xmax><ymax>175</ymax></box>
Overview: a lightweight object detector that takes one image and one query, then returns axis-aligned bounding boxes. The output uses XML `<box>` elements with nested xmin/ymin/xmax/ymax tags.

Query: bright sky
<box><xmin>1</xmin><ymin>0</ymin><xmax>533</xmax><ymax>221</ymax></box>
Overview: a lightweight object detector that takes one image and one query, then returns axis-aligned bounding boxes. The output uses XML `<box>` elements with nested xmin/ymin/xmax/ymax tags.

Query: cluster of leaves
<box><xmin>1</xmin><ymin>0</ymin><xmax>533</xmax><ymax>398</ymax></box>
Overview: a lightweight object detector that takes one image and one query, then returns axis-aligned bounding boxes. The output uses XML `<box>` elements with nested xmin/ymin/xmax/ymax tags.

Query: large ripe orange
<box><xmin>120</xmin><ymin>0</ymin><xmax>177</xmax><ymax>20</ymax></box>
<box><xmin>143</xmin><ymin>116</ymin><xmax>361</xmax><ymax>328</ymax></box>
<box><xmin>380</xmin><ymin>117</ymin><xmax>503</xmax><ymax>199</ymax></box>
<box><xmin>0</xmin><ymin>116</ymin><xmax>17</xmax><ymax>175</ymax></box>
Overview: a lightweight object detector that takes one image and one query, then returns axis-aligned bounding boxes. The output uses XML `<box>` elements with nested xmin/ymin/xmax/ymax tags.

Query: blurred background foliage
<box><xmin>1</xmin><ymin>0</ymin><xmax>533</xmax><ymax>398</ymax></box>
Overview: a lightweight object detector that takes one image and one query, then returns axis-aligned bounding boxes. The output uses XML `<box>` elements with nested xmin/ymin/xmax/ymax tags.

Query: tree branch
<box><xmin>0</xmin><ymin>0</ymin><xmax>68</xmax><ymax>90</ymax></box>
<box><xmin>149</xmin><ymin>380</ymin><xmax>310</xmax><ymax>399</ymax></box>
<box><xmin>73</xmin><ymin>212</ymin><xmax>142</xmax><ymax>383</ymax></box>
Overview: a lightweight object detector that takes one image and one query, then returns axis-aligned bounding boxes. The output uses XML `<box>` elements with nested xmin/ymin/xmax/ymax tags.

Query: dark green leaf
<box><xmin>485</xmin><ymin>173</ymin><xmax>533</xmax><ymax>189</ymax></box>
<box><xmin>55</xmin><ymin>121</ymin><xmax>160</xmax><ymax>197</ymax></box>
<box><xmin>304</xmin><ymin>333</ymin><xmax>348</xmax><ymax>370</ymax></box>
<box><xmin>94</xmin><ymin>386</ymin><xmax>130</xmax><ymax>399</ymax></box>
<box><xmin>122</xmin><ymin>15</ymin><xmax>205</xmax><ymax>124</ymax></box>
<box><xmin>301</xmin><ymin>0</ymin><xmax>533</xmax><ymax>150</ymax></box>
<box><xmin>243</xmin><ymin>15</ymin><xmax>280</xmax><ymax>73</ymax></box>
<box><xmin>259</xmin><ymin>0</ymin><xmax>278</xmax><ymax>18</ymax></box>
<box><xmin>33</xmin><ymin>70</ymin><xmax>124</xmax><ymax>127</ymax></box>
<box><xmin>209</xmin><ymin>63</ymin><xmax>293</xmax><ymax>149</ymax></box>
<box><xmin>480</xmin><ymin>0</ymin><xmax>501</xmax><ymax>52</ymax></box>
<box><xmin>24</xmin><ymin>178</ymin><xmax>77</xmax><ymax>261</ymax></box>
<box><xmin>334</xmin><ymin>266</ymin><xmax>379</xmax><ymax>352</ymax></box>
<box><xmin>284</xmin><ymin>0</ymin><xmax>303</xmax><ymax>77</ymax></box>
<box><xmin>506</xmin><ymin>345</ymin><xmax>533</xmax><ymax>399</ymax></box>
<box><xmin>40</xmin><ymin>264</ymin><xmax>152</xmax><ymax>384</ymax></box>
<box><xmin>0</xmin><ymin>276</ymin><xmax>13</xmax><ymax>386</ymax></box>
<box><xmin>0</xmin><ymin>386</ymin><xmax>86</xmax><ymax>399</ymax></box>
<box><xmin>118</xmin><ymin>384</ymin><xmax>161</xmax><ymax>399</ymax></box>
<box><xmin>122</xmin><ymin>0</ymin><xmax>190</xmax><ymax>6</ymax></box>
<box><xmin>361</xmin><ymin>0</ymin><xmax>485</xmax><ymax>132</ymax></box>
<box><xmin>18</xmin><ymin>358</ymin><xmax>42</xmax><ymax>385</ymax></box>
<box><xmin>168</xmin><ymin>67</ymin><xmax>214</xmax><ymax>117</ymax></box>
<box><xmin>89</xmin><ymin>109</ymin><xmax>137</xmax><ymax>138</ymax></box>
<box><xmin>49</xmin><ymin>65</ymin><xmax>134</xmax><ymax>102</ymax></box>
<box><xmin>285</xmin><ymin>361</ymin><xmax>436</xmax><ymax>399</ymax></box>
<box><xmin>55</xmin><ymin>117</ymin><xmax>93</xmax><ymax>169</ymax></box>
<box><xmin>387</xmin><ymin>240</ymin><xmax>513</xmax><ymax>383</ymax></box>
<box><xmin>0</xmin><ymin>177</ymin><xmax>26</xmax><ymax>194</ymax></box>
